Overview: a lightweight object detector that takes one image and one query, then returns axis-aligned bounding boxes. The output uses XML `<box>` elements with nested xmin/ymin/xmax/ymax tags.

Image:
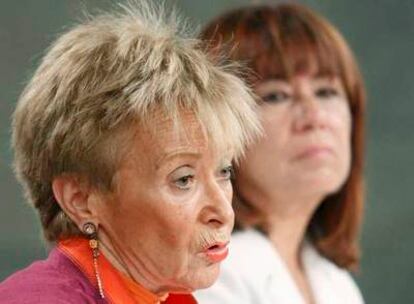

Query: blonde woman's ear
<box><xmin>52</xmin><ymin>175</ymin><xmax>98</xmax><ymax>229</ymax></box>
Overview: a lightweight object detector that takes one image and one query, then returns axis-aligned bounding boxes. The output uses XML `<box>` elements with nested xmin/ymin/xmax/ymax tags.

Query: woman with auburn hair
<box><xmin>0</xmin><ymin>2</ymin><xmax>261</xmax><ymax>303</ymax></box>
<box><xmin>196</xmin><ymin>3</ymin><xmax>365</xmax><ymax>304</ymax></box>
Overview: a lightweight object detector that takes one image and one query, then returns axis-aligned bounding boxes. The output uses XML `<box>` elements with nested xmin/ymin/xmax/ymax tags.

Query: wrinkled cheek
<box><xmin>162</xmin><ymin>231</ymin><xmax>182</xmax><ymax>247</ymax></box>
<box><xmin>157</xmin><ymin>222</ymin><xmax>193</xmax><ymax>254</ymax></box>
<box><xmin>155</xmin><ymin>237</ymin><xmax>187</xmax><ymax>270</ymax></box>
<box><xmin>160</xmin><ymin>240</ymin><xmax>193</xmax><ymax>279</ymax></box>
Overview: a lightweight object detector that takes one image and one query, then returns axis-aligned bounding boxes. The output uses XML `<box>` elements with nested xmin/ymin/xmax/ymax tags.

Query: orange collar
<box><xmin>58</xmin><ymin>238</ymin><xmax>163</xmax><ymax>304</ymax></box>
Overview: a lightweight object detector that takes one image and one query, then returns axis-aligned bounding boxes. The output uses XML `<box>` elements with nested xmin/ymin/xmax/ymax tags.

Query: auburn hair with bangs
<box><xmin>200</xmin><ymin>3</ymin><xmax>366</xmax><ymax>270</ymax></box>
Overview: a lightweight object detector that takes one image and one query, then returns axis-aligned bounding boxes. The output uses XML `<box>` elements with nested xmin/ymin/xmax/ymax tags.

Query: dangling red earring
<box><xmin>83</xmin><ymin>222</ymin><xmax>105</xmax><ymax>299</ymax></box>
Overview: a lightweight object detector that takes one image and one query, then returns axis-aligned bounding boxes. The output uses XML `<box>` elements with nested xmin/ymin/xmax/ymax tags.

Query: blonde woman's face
<box><xmin>236</xmin><ymin>75</ymin><xmax>352</xmax><ymax>206</ymax></box>
<box><xmin>95</xmin><ymin>111</ymin><xmax>234</xmax><ymax>293</ymax></box>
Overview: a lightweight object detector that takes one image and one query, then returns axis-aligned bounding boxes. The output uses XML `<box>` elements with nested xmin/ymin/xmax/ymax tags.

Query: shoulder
<box><xmin>323</xmin><ymin>262</ymin><xmax>364</xmax><ymax>303</ymax></box>
<box><xmin>303</xmin><ymin>243</ymin><xmax>364</xmax><ymax>304</ymax></box>
<box><xmin>0</xmin><ymin>248</ymin><xmax>100</xmax><ymax>304</ymax></box>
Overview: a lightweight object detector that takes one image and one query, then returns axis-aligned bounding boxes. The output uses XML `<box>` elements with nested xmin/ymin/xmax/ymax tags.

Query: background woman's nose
<box><xmin>293</xmin><ymin>95</ymin><xmax>327</xmax><ymax>132</ymax></box>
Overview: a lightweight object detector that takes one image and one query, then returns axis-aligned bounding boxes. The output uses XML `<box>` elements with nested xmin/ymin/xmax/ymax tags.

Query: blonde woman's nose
<box><xmin>199</xmin><ymin>181</ymin><xmax>234</xmax><ymax>229</ymax></box>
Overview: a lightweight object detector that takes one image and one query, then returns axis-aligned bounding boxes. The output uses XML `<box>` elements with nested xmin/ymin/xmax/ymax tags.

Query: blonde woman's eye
<box><xmin>315</xmin><ymin>87</ymin><xmax>339</xmax><ymax>99</ymax></box>
<box><xmin>174</xmin><ymin>175</ymin><xmax>194</xmax><ymax>190</ymax></box>
<box><xmin>220</xmin><ymin>165</ymin><xmax>234</xmax><ymax>180</ymax></box>
<box><xmin>170</xmin><ymin>165</ymin><xmax>195</xmax><ymax>190</ymax></box>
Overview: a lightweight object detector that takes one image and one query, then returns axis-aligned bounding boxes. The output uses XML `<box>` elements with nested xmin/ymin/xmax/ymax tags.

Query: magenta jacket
<box><xmin>0</xmin><ymin>247</ymin><xmax>106</xmax><ymax>303</ymax></box>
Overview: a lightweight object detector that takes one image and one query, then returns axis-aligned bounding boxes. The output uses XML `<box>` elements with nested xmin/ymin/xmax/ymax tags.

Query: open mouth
<box><xmin>204</xmin><ymin>242</ymin><xmax>229</xmax><ymax>263</ymax></box>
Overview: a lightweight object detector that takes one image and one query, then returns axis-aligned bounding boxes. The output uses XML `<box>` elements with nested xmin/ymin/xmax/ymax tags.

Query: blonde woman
<box><xmin>0</xmin><ymin>3</ymin><xmax>260</xmax><ymax>303</ymax></box>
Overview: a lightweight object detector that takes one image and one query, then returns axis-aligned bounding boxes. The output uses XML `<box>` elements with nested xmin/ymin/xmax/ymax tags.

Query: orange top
<box><xmin>58</xmin><ymin>238</ymin><xmax>196</xmax><ymax>304</ymax></box>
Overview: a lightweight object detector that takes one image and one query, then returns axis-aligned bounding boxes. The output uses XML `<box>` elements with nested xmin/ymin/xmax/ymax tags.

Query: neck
<box><xmin>266</xmin><ymin>209</ymin><xmax>311</xmax><ymax>269</ymax></box>
<box><xmin>253</xmin><ymin>189</ymin><xmax>323</xmax><ymax>267</ymax></box>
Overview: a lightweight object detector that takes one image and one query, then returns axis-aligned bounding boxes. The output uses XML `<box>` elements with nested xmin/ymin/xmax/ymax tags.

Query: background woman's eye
<box><xmin>261</xmin><ymin>91</ymin><xmax>290</xmax><ymax>103</ymax></box>
<box><xmin>220</xmin><ymin>165</ymin><xmax>234</xmax><ymax>180</ymax></box>
<box><xmin>174</xmin><ymin>175</ymin><xmax>194</xmax><ymax>190</ymax></box>
<box><xmin>315</xmin><ymin>87</ymin><xmax>339</xmax><ymax>99</ymax></box>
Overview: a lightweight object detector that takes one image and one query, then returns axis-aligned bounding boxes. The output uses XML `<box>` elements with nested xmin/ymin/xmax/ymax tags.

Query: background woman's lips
<box><xmin>295</xmin><ymin>146</ymin><xmax>334</xmax><ymax>160</ymax></box>
<box><xmin>203</xmin><ymin>242</ymin><xmax>229</xmax><ymax>263</ymax></box>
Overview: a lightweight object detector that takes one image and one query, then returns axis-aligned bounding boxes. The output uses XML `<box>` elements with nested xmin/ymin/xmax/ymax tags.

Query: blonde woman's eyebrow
<box><xmin>155</xmin><ymin>149</ymin><xmax>202</xmax><ymax>169</ymax></box>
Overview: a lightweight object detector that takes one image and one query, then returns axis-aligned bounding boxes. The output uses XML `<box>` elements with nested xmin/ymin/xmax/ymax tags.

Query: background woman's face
<box><xmin>237</xmin><ymin>74</ymin><xmax>352</xmax><ymax>205</ymax></box>
<box><xmin>95</xmin><ymin>111</ymin><xmax>234</xmax><ymax>292</ymax></box>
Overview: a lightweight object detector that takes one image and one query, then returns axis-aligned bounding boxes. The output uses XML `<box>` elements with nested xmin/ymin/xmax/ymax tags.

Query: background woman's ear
<box><xmin>52</xmin><ymin>175</ymin><xmax>99</xmax><ymax>229</ymax></box>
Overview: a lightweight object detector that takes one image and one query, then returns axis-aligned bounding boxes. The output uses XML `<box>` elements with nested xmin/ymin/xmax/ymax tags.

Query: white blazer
<box><xmin>195</xmin><ymin>229</ymin><xmax>364</xmax><ymax>304</ymax></box>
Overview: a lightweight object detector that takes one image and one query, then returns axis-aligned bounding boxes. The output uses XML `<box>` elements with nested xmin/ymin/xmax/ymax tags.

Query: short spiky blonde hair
<box><xmin>12</xmin><ymin>2</ymin><xmax>260</xmax><ymax>242</ymax></box>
